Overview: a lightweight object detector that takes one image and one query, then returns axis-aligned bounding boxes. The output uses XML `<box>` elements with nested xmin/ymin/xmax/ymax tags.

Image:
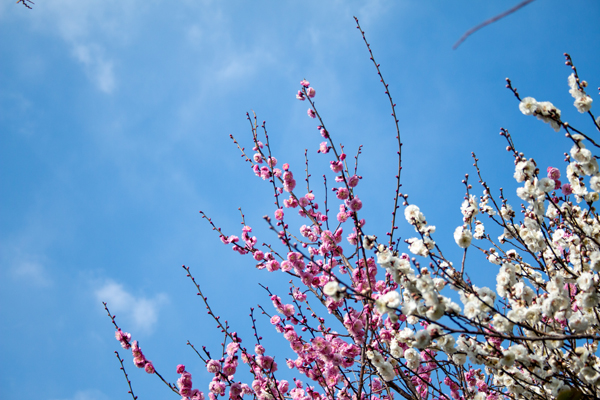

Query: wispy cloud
<box><xmin>2</xmin><ymin>226</ymin><xmax>54</xmax><ymax>288</ymax></box>
<box><xmin>11</xmin><ymin>258</ymin><xmax>52</xmax><ymax>287</ymax></box>
<box><xmin>72</xmin><ymin>44</ymin><xmax>116</xmax><ymax>94</ymax></box>
<box><xmin>23</xmin><ymin>0</ymin><xmax>141</xmax><ymax>93</ymax></box>
<box><xmin>95</xmin><ymin>280</ymin><xmax>167</xmax><ymax>333</ymax></box>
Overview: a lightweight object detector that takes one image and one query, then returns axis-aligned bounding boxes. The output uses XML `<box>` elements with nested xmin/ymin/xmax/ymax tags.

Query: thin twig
<box><xmin>453</xmin><ymin>0</ymin><xmax>536</xmax><ymax>50</ymax></box>
<box><xmin>115</xmin><ymin>351</ymin><xmax>139</xmax><ymax>400</ymax></box>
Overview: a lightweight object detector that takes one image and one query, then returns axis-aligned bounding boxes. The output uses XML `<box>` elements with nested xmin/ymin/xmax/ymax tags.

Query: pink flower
<box><xmin>336</xmin><ymin>188</ymin><xmax>349</xmax><ymax>200</ymax></box>
<box><xmin>255</xmin><ymin>344</ymin><xmax>265</xmax><ymax>355</ymax></box>
<box><xmin>209</xmin><ymin>378</ymin><xmax>226</xmax><ymax>396</ymax></box>
<box><xmin>553</xmin><ymin>179</ymin><xmax>561</xmax><ymax>190</ymax></box>
<box><xmin>347</xmin><ymin>175</ymin><xmax>360</xmax><ymax>187</ymax></box>
<box><xmin>547</xmin><ymin>166</ymin><xmax>561</xmax><ymax>180</ymax></box>
<box><xmin>275</xmin><ymin>208</ymin><xmax>284</xmax><ymax>220</ymax></box>
<box><xmin>115</xmin><ymin>329</ymin><xmax>132</xmax><ymax>349</ymax></box>
<box><xmin>176</xmin><ymin>364</ymin><xmax>186</xmax><ymax>374</ymax></box>
<box><xmin>300</xmin><ymin>79</ymin><xmax>310</xmax><ymax>88</ymax></box>
<box><xmin>191</xmin><ymin>389</ymin><xmax>205</xmax><ymax>400</ymax></box>
<box><xmin>296</xmin><ymin>90</ymin><xmax>306</xmax><ymax>101</ymax></box>
<box><xmin>281</xmin><ymin>260</ymin><xmax>292</xmax><ymax>272</ymax></box>
<box><xmin>298</xmin><ymin>197</ymin><xmax>309</xmax><ymax>207</ymax></box>
<box><xmin>226</xmin><ymin>342</ymin><xmax>240</xmax><ymax>356</ymax></box>
<box><xmin>307</xmin><ymin>87</ymin><xmax>316</xmax><ymax>98</ymax></box>
<box><xmin>206</xmin><ymin>359</ymin><xmax>221</xmax><ymax>374</ymax></box>
<box><xmin>330</xmin><ymin>161</ymin><xmax>343</xmax><ymax>173</ymax></box>
<box><xmin>307</xmin><ymin>109</ymin><xmax>316</xmax><ymax>118</ymax></box>
<box><xmin>266</xmin><ymin>259</ymin><xmax>280</xmax><ymax>272</ymax></box>
<box><xmin>144</xmin><ymin>361</ymin><xmax>155</xmax><ymax>374</ymax></box>
<box><xmin>318</xmin><ymin>142</ymin><xmax>330</xmax><ymax>154</ymax></box>
<box><xmin>562</xmin><ymin>183</ymin><xmax>573</xmax><ymax>195</ymax></box>
<box><xmin>320</xmin><ymin>128</ymin><xmax>329</xmax><ymax>138</ymax></box>
<box><xmin>229</xmin><ymin>383</ymin><xmax>242</xmax><ymax>399</ymax></box>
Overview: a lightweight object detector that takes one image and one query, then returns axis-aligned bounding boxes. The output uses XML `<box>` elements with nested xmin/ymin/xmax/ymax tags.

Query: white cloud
<box><xmin>72</xmin><ymin>44</ymin><xmax>116</xmax><ymax>94</ymax></box>
<box><xmin>11</xmin><ymin>259</ymin><xmax>52</xmax><ymax>287</ymax></box>
<box><xmin>24</xmin><ymin>0</ymin><xmax>141</xmax><ymax>93</ymax></box>
<box><xmin>95</xmin><ymin>280</ymin><xmax>167</xmax><ymax>333</ymax></box>
<box><xmin>1</xmin><ymin>228</ymin><xmax>54</xmax><ymax>288</ymax></box>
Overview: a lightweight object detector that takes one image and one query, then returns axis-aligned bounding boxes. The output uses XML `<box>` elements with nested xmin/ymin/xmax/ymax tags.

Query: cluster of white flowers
<box><xmin>404</xmin><ymin>205</ymin><xmax>437</xmax><ymax>256</ymax></box>
<box><xmin>453</xmin><ymin>225</ymin><xmax>472</xmax><ymax>248</ymax></box>
<box><xmin>568</xmin><ymin>73</ymin><xmax>593</xmax><ymax>113</ymax></box>
<box><xmin>366</xmin><ymin>349</ymin><xmax>395</xmax><ymax>381</ymax></box>
<box><xmin>368</xmin><ymin>66</ymin><xmax>600</xmax><ymax>398</ymax></box>
<box><xmin>519</xmin><ymin>97</ymin><xmax>562</xmax><ymax>132</ymax></box>
<box><xmin>565</xmin><ymin>136</ymin><xmax>600</xmax><ymax>203</ymax></box>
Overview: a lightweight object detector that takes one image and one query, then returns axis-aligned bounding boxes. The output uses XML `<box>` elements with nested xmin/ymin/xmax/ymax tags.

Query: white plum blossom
<box><xmin>514</xmin><ymin>160</ymin><xmax>535</xmax><ymax>182</ymax></box>
<box><xmin>453</xmin><ymin>226</ymin><xmax>472</xmax><ymax>248</ymax></box>
<box><xmin>519</xmin><ymin>97</ymin><xmax>538</xmax><ymax>116</ymax></box>
<box><xmin>537</xmin><ymin>177</ymin><xmax>555</xmax><ymax>193</ymax></box>
<box><xmin>323</xmin><ymin>281</ymin><xmax>345</xmax><ymax>301</ymax></box>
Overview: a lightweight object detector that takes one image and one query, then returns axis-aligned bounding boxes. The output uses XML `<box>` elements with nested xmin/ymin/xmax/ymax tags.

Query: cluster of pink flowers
<box><xmin>115</xmin><ymin>328</ymin><xmax>131</xmax><ymax>349</ymax></box>
<box><xmin>177</xmin><ymin>365</ymin><xmax>205</xmax><ymax>400</ymax></box>
<box><xmin>131</xmin><ymin>340</ymin><xmax>154</xmax><ymax>374</ymax></box>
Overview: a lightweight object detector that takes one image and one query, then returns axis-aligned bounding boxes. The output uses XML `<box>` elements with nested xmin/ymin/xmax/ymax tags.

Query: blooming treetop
<box><xmin>104</xmin><ymin>21</ymin><xmax>600</xmax><ymax>400</ymax></box>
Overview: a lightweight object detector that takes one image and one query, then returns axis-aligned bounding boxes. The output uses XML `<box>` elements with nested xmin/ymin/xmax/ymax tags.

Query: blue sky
<box><xmin>1</xmin><ymin>1</ymin><xmax>599</xmax><ymax>399</ymax></box>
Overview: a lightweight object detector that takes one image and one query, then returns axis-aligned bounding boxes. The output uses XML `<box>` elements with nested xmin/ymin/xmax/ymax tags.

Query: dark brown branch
<box><xmin>453</xmin><ymin>0</ymin><xmax>536</xmax><ymax>50</ymax></box>
<box><xmin>115</xmin><ymin>351</ymin><xmax>139</xmax><ymax>400</ymax></box>
<box><xmin>16</xmin><ymin>0</ymin><xmax>34</xmax><ymax>9</ymax></box>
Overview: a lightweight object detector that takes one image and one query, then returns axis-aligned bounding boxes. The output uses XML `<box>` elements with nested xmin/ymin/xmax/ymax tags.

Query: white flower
<box><xmin>580</xmin><ymin>367</ymin><xmax>600</xmax><ymax>384</ymax></box>
<box><xmin>570</xmin><ymin>144</ymin><xmax>592</xmax><ymax>164</ymax></box>
<box><xmin>575</xmin><ymin>95</ymin><xmax>593</xmax><ymax>113</ymax></box>
<box><xmin>583</xmin><ymin>157</ymin><xmax>600</xmax><ymax>176</ymax></box>
<box><xmin>426</xmin><ymin>303</ymin><xmax>445</xmax><ymax>320</ymax></box>
<box><xmin>473</xmin><ymin>222</ymin><xmax>485</xmax><ymax>239</ymax></box>
<box><xmin>452</xmin><ymin>353</ymin><xmax>466</xmax><ymax>365</ymax></box>
<box><xmin>367</xmin><ymin>349</ymin><xmax>384</xmax><ymax>366</ymax></box>
<box><xmin>509</xmin><ymin>344</ymin><xmax>528</xmax><ymax>363</ymax></box>
<box><xmin>413</xmin><ymin>330</ymin><xmax>431</xmax><ymax>349</ymax></box>
<box><xmin>378</xmin><ymin>362</ymin><xmax>395</xmax><ymax>381</ymax></box>
<box><xmin>407</xmin><ymin>238</ymin><xmax>429</xmax><ymax>256</ymax></box>
<box><xmin>500</xmin><ymin>349</ymin><xmax>516</xmax><ymax>367</ymax></box>
<box><xmin>590</xmin><ymin>251</ymin><xmax>600</xmax><ymax>271</ymax></box>
<box><xmin>404</xmin><ymin>205</ymin><xmax>424</xmax><ymax>224</ymax></box>
<box><xmin>514</xmin><ymin>160</ymin><xmax>535</xmax><ymax>182</ymax></box>
<box><xmin>375</xmin><ymin>290</ymin><xmax>401</xmax><ymax>315</ymax></box>
<box><xmin>403</xmin><ymin>347</ymin><xmax>420</xmax><ymax>362</ymax></box>
<box><xmin>390</xmin><ymin>338</ymin><xmax>404</xmax><ymax>358</ymax></box>
<box><xmin>323</xmin><ymin>281</ymin><xmax>345</xmax><ymax>301</ymax></box>
<box><xmin>577</xmin><ymin>272</ymin><xmax>594</xmax><ymax>291</ymax></box>
<box><xmin>519</xmin><ymin>97</ymin><xmax>538</xmax><ymax>116</ymax></box>
<box><xmin>453</xmin><ymin>226</ymin><xmax>472</xmax><ymax>248</ymax></box>
<box><xmin>569</xmin><ymin>313</ymin><xmax>590</xmax><ymax>332</ymax></box>
<box><xmin>546</xmin><ymin>377</ymin><xmax>564</xmax><ymax>396</ymax></box>
<box><xmin>461</xmin><ymin>195</ymin><xmax>479</xmax><ymax>223</ymax></box>
<box><xmin>585</xmin><ymin>191</ymin><xmax>599</xmax><ymax>203</ymax></box>
<box><xmin>591</xmin><ymin>175</ymin><xmax>600</xmax><ymax>192</ymax></box>
<box><xmin>463</xmin><ymin>301</ymin><xmax>481</xmax><ymax>319</ymax></box>
<box><xmin>537</xmin><ymin>177</ymin><xmax>555</xmax><ymax>193</ymax></box>
<box><xmin>500</xmin><ymin>203</ymin><xmax>515</xmax><ymax>219</ymax></box>
<box><xmin>493</xmin><ymin>313</ymin><xmax>513</xmax><ymax>333</ymax></box>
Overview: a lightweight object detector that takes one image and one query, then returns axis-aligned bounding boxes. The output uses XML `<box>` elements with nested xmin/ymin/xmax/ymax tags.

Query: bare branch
<box><xmin>453</xmin><ymin>0</ymin><xmax>536</xmax><ymax>50</ymax></box>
